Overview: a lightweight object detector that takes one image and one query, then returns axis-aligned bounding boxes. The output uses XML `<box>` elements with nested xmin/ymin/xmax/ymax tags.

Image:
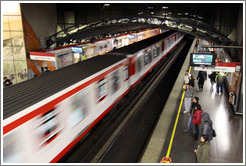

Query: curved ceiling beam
<box><xmin>46</xmin><ymin>16</ymin><xmax>233</xmax><ymax>48</ymax></box>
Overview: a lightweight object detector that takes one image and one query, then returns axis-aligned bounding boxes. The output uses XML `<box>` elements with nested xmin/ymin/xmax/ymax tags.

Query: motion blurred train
<box><xmin>3</xmin><ymin>30</ymin><xmax>184</xmax><ymax>163</ymax></box>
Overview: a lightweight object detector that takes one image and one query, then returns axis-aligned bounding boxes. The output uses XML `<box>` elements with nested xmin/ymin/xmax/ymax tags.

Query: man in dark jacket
<box><xmin>197</xmin><ymin>71</ymin><xmax>207</xmax><ymax>91</ymax></box>
<box><xmin>208</xmin><ymin>72</ymin><xmax>216</xmax><ymax>92</ymax></box>
<box><xmin>201</xmin><ymin>112</ymin><xmax>214</xmax><ymax>142</ymax></box>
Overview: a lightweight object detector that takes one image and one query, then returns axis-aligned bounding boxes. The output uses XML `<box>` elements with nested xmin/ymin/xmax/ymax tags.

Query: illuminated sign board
<box><xmin>190</xmin><ymin>53</ymin><xmax>216</xmax><ymax>66</ymax></box>
<box><xmin>72</xmin><ymin>47</ymin><xmax>83</xmax><ymax>53</ymax></box>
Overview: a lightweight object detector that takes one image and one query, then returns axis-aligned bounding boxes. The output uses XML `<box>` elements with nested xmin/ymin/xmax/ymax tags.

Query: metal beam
<box><xmin>202</xmin><ymin>45</ymin><xmax>243</xmax><ymax>49</ymax></box>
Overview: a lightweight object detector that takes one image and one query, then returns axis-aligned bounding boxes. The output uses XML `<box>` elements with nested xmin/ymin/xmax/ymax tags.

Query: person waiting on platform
<box><xmin>192</xmin><ymin>104</ymin><xmax>203</xmax><ymax>140</ymax></box>
<box><xmin>183</xmin><ymin>97</ymin><xmax>199</xmax><ymax>133</ymax></box>
<box><xmin>194</xmin><ymin>135</ymin><xmax>210</xmax><ymax>163</ymax></box>
<box><xmin>201</xmin><ymin>112</ymin><xmax>214</xmax><ymax>142</ymax></box>
<box><xmin>197</xmin><ymin>71</ymin><xmax>207</xmax><ymax>91</ymax></box>
<box><xmin>208</xmin><ymin>72</ymin><xmax>217</xmax><ymax>93</ymax></box>
<box><xmin>215</xmin><ymin>72</ymin><xmax>226</xmax><ymax>95</ymax></box>
<box><xmin>189</xmin><ymin>75</ymin><xmax>195</xmax><ymax>88</ymax></box>
<box><xmin>184</xmin><ymin>70</ymin><xmax>191</xmax><ymax>85</ymax></box>
<box><xmin>183</xmin><ymin>82</ymin><xmax>193</xmax><ymax>114</ymax></box>
<box><xmin>3</xmin><ymin>76</ymin><xmax>13</xmax><ymax>88</ymax></box>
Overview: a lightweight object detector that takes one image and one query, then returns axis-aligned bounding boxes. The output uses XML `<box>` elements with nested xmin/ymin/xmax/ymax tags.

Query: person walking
<box><xmin>184</xmin><ymin>97</ymin><xmax>199</xmax><ymax>133</ymax></box>
<box><xmin>184</xmin><ymin>70</ymin><xmax>191</xmax><ymax>85</ymax></box>
<box><xmin>197</xmin><ymin>71</ymin><xmax>207</xmax><ymax>91</ymax></box>
<box><xmin>215</xmin><ymin>72</ymin><xmax>226</xmax><ymax>95</ymax></box>
<box><xmin>208</xmin><ymin>72</ymin><xmax>216</xmax><ymax>92</ymax></box>
<box><xmin>194</xmin><ymin>135</ymin><xmax>210</xmax><ymax>163</ymax></box>
<box><xmin>183</xmin><ymin>83</ymin><xmax>193</xmax><ymax>114</ymax></box>
<box><xmin>192</xmin><ymin>104</ymin><xmax>203</xmax><ymax>140</ymax></box>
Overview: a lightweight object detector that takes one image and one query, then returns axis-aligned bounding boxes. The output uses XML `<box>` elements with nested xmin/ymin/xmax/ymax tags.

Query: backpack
<box><xmin>212</xmin><ymin>128</ymin><xmax>216</xmax><ymax>137</ymax></box>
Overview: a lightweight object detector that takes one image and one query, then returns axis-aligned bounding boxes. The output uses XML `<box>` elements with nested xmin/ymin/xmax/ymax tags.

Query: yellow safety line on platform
<box><xmin>166</xmin><ymin>66</ymin><xmax>192</xmax><ymax>158</ymax></box>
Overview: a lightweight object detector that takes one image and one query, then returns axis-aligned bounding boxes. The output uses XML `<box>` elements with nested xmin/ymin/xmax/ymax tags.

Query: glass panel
<box><xmin>13</xmin><ymin>47</ymin><xmax>26</xmax><ymax>60</ymax></box>
<box><xmin>3</xmin><ymin>31</ymin><xmax>11</xmax><ymax>40</ymax></box>
<box><xmin>3</xmin><ymin>16</ymin><xmax>9</xmax><ymax>31</ymax></box>
<box><xmin>148</xmin><ymin>52</ymin><xmax>152</xmax><ymax>63</ymax></box>
<box><xmin>3</xmin><ymin>32</ymin><xmax>12</xmax><ymax>46</ymax></box>
<box><xmin>68</xmin><ymin>89</ymin><xmax>90</xmax><ymax>128</ymax></box>
<box><xmin>3</xmin><ymin>47</ymin><xmax>13</xmax><ymax>60</ymax></box>
<box><xmin>3</xmin><ymin>61</ymin><xmax>15</xmax><ymax>75</ymax></box>
<box><xmin>144</xmin><ymin>53</ymin><xmax>148</xmax><ymax>65</ymax></box>
<box><xmin>8</xmin><ymin>16</ymin><xmax>23</xmax><ymax>31</ymax></box>
<box><xmin>14</xmin><ymin>61</ymin><xmax>27</xmax><ymax>76</ymax></box>
<box><xmin>97</xmin><ymin>79</ymin><xmax>107</xmax><ymax>102</ymax></box>
<box><xmin>16</xmin><ymin>72</ymin><xmax>28</xmax><ymax>83</ymax></box>
<box><xmin>10</xmin><ymin>32</ymin><xmax>24</xmax><ymax>46</ymax></box>
<box><xmin>111</xmin><ymin>70</ymin><xmax>120</xmax><ymax>94</ymax></box>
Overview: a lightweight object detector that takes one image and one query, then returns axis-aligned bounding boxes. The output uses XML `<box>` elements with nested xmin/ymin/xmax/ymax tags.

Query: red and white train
<box><xmin>3</xmin><ymin>30</ymin><xmax>184</xmax><ymax>163</ymax></box>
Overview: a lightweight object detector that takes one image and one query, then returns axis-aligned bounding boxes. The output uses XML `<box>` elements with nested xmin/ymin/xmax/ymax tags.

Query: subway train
<box><xmin>27</xmin><ymin>28</ymin><xmax>161</xmax><ymax>78</ymax></box>
<box><xmin>3</xmin><ymin>30</ymin><xmax>184</xmax><ymax>163</ymax></box>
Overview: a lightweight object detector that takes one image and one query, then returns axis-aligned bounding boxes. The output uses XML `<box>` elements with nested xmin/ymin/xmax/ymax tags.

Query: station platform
<box><xmin>140</xmin><ymin>38</ymin><xmax>243</xmax><ymax>163</ymax></box>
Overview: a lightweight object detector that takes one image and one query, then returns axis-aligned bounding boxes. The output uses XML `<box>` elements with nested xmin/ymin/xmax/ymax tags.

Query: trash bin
<box><xmin>229</xmin><ymin>92</ymin><xmax>236</xmax><ymax>105</ymax></box>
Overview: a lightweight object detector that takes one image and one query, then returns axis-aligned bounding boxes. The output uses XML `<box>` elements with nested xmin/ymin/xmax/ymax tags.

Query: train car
<box><xmin>27</xmin><ymin>28</ymin><xmax>161</xmax><ymax>78</ymax></box>
<box><xmin>3</xmin><ymin>30</ymin><xmax>183</xmax><ymax>163</ymax></box>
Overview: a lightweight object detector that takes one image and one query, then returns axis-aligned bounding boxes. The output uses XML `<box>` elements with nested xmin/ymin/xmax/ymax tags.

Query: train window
<box><xmin>34</xmin><ymin>109</ymin><xmax>62</xmax><ymax>148</ymax></box>
<box><xmin>111</xmin><ymin>70</ymin><xmax>120</xmax><ymax>94</ymax></box>
<box><xmin>136</xmin><ymin>57</ymin><xmax>142</xmax><ymax>73</ymax></box>
<box><xmin>148</xmin><ymin>51</ymin><xmax>152</xmax><ymax>64</ymax></box>
<box><xmin>97</xmin><ymin>78</ymin><xmax>107</xmax><ymax>102</ymax></box>
<box><xmin>156</xmin><ymin>46</ymin><xmax>161</xmax><ymax>57</ymax></box>
<box><xmin>153</xmin><ymin>48</ymin><xmax>157</xmax><ymax>58</ymax></box>
<box><xmin>69</xmin><ymin>89</ymin><xmax>90</xmax><ymax>128</ymax></box>
<box><xmin>123</xmin><ymin>65</ymin><xmax>129</xmax><ymax>81</ymax></box>
<box><xmin>165</xmin><ymin>40</ymin><xmax>169</xmax><ymax>48</ymax></box>
<box><xmin>144</xmin><ymin>53</ymin><xmax>148</xmax><ymax>65</ymax></box>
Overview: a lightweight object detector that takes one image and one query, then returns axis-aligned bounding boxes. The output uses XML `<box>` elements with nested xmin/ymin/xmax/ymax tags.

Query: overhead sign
<box><xmin>72</xmin><ymin>47</ymin><xmax>83</xmax><ymax>53</ymax></box>
<box><xmin>30</xmin><ymin>52</ymin><xmax>56</xmax><ymax>61</ymax></box>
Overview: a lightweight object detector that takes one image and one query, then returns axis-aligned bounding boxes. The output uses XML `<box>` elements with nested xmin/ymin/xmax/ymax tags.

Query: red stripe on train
<box><xmin>50</xmin><ymin>88</ymin><xmax>130</xmax><ymax>163</ymax></box>
<box><xmin>3</xmin><ymin>61</ymin><xmax>127</xmax><ymax>135</ymax></box>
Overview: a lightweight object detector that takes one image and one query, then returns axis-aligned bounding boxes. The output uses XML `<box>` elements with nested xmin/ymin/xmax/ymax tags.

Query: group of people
<box><xmin>209</xmin><ymin>71</ymin><xmax>227</xmax><ymax>95</ymax></box>
<box><xmin>183</xmin><ymin>69</ymin><xmax>217</xmax><ymax>163</ymax></box>
<box><xmin>183</xmin><ymin>95</ymin><xmax>214</xmax><ymax>163</ymax></box>
<box><xmin>184</xmin><ymin>69</ymin><xmax>226</xmax><ymax>95</ymax></box>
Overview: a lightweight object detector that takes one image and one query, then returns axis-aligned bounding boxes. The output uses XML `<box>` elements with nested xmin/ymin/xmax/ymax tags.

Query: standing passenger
<box><xmin>215</xmin><ymin>72</ymin><xmax>226</xmax><ymax>95</ymax></box>
<box><xmin>189</xmin><ymin>75</ymin><xmax>195</xmax><ymax>88</ymax></box>
<box><xmin>194</xmin><ymin>135</ymin><xmax>210</xmax><ymax>163</ymax></box>
<box><xmin>192</xmin><ymin>104</ymin><xmax>203</xmax><ymax>140</ymax></box>
<box><xmin>184</xmin><ymin>70</ymin><xmax>191</xmax><ymax>85</ymax></box>
<box><xmin>201</xmin><ymin>112</ymin><xmax>214</xmax><ymax>142</ymax></box>
<box><xmin>183</xmin><ymin>83</ymin><xmax>193</xmax><ymax>114</ymax></box>
<box><xmin>183</xmin><ymin>97</ymin><xmax>199</xmax><ymax>133</ymax></box>
<box><xmin>197</xmin><ymin>71</ymin><xmax>207</xmax><ymax>91</ymax></box>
